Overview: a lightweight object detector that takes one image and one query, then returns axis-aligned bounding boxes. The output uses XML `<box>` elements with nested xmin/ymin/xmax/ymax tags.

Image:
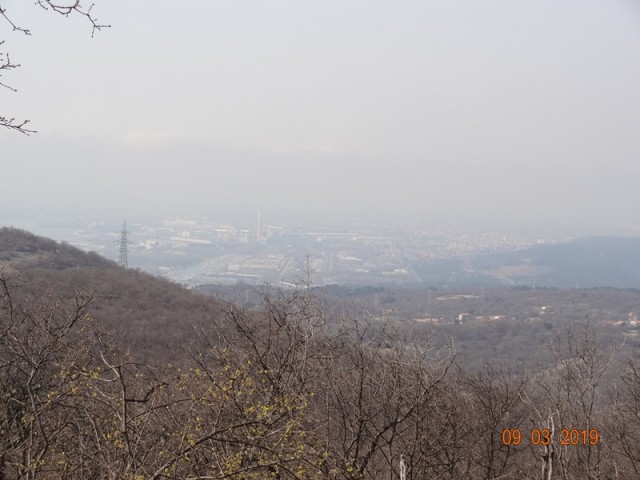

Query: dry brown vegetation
<box><xmin>2</xmin><ymin>228</ymin><xmax>640</xmax><ymax>479</ymax></box>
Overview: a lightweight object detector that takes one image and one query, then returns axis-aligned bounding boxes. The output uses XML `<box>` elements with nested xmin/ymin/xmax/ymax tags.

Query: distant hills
<box><xmin>416</xmin><ymin>236</ymin><xmax>640</xmax><ymax>289</ymax></box>
<box><xmin>2</xmin><ymin>226</ymin><xmax>639</xmax><ymax>376</ymax></box>
<box><xmin>0</xmin><ymin>227</ymin><xmax>216</xmax><ymax>364</ymax></box>
<box><xmin>3</xmin><ymin>226</ymin><xmax>640</xmax><ymax>294</ymax></box>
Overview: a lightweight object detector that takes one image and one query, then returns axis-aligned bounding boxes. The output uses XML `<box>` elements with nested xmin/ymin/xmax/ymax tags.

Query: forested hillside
<box><xmin>0</xmin><ymin>227</ymin><xmax>212</xmax><ymax>364</ymax></box>
<box><xmin>2</xmin><ymin>228</ymin><xmax>640</xmax><ymax>478</ymax></box>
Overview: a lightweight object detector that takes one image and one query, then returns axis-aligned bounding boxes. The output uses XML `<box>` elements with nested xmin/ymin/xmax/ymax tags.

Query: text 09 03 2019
<box><xmin>501</xmin><ymin>428</ymin><xmax>599</xmax><ymax>446</ymax></box>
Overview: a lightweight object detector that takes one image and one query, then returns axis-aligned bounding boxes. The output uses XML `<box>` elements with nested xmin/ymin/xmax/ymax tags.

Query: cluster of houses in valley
<box><xmin>414</xmin><ymin>306</ymin><xmax>640</xmax><ymax>331</ymax></box>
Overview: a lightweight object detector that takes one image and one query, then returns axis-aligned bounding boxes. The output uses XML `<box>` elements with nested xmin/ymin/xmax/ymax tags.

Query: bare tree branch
<box><xmin>34</xmin><ymin>1</ymin><xmax>110</xmax><ymax>37</ymax></box>
<box><xmin>0</xmin><ymin>1</ymin><xmax>109</xmax><ymax>134</ymax></box>
<box><xmin>0</xmin><ymin>7</ymin><xmax>31</xmax><ymax>35</ymax></box>
<box><xmin>0</xmin><ymin>116</ymin><xmax>36</xmax><ymax>134</ymax></box>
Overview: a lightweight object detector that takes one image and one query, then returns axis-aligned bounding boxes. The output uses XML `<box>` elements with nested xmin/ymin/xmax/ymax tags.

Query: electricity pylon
<box><xmin>118</xmin><ymin>221</ymin><xmax>129</xmax><ymax>269</ymax></box>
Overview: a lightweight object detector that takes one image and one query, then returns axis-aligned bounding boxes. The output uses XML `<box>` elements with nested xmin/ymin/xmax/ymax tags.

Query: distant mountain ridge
<box><xmin>416</xmin><ymin>236</ymin><xmax>640</xmax><ymax>288</ymax></box>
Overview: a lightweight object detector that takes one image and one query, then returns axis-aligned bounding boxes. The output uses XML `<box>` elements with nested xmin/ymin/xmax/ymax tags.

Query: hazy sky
<box><xmin>2</xmin><ymin>0</ymin><xmax>639</xmax><ymax>230</ymax></box>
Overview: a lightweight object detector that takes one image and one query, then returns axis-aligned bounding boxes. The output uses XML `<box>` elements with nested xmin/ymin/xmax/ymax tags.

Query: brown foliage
<box><xmin>2</xmin><ymin>230</ymin><xmax>640</xmax><ymax>478</ymax></box>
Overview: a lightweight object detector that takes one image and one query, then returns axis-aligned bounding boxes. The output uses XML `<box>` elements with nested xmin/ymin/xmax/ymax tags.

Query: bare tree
<box><xmin>0</xmin><ymin>268</ymin><xmax>95</xmax><ymax>478</ymax></box>
<box><xmin>609</xmin><ymin>346</ymin><xmax>640</xmax><ymax>478</ymax></box>
<box><xmin>521</xmin><ymin>323</ymin><xmax>617</xmax><ymax>479</ymax></box>
<box><xmin>460</xmin><ymin>364</ymin><xmax>531</xmax><ymax>479</ymax></box>
<box><xmin>0</xmin><ymin>1</ymin><xmax>109</xmax><ymax>134</ymax></box>
<box><xmin>313</xmin><ymin>314</ymin><xmax>456</xmax><ymax>479</ymax></box>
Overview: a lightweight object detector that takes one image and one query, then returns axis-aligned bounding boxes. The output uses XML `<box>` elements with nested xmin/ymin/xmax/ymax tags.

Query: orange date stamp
<box><xmin>501</xmin><ymin>428</ymin><xmax>600</xmax><ymax>446</ymax></box>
